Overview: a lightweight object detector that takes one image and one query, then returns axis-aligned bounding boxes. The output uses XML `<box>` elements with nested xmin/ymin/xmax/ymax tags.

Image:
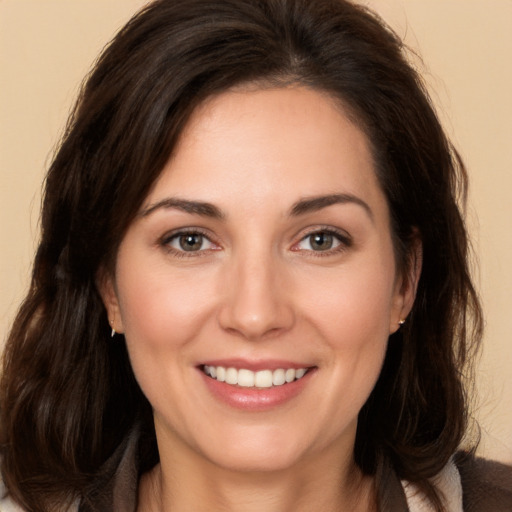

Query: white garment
<box><xmin>0</xmin><ymin>479</ymin><xmax>24</xmax><ymax>512</ymax></box>
<box><xmin>401</xmin><ymin>459</ymin><xmax>464</xmax><ymax>512</ymax></box>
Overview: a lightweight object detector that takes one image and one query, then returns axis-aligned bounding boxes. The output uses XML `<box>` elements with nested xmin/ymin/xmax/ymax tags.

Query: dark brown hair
<box><xmin>0</xmin><ymin>0</ymin><xmax>482</xmax><ymax>510</ymax></box>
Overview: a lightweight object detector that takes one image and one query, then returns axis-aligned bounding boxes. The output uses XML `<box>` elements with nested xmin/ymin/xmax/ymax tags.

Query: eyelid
<box><xmin>158</xmin><ymin>225</ymin><xmax>352</xmax><ymax>257</ymax></box>
<box><xmin>291</xmin><ymin>226</ymin><xmax>353</xmax><ymax>254</ymax></box>
<box><xmin>159</xmin><ymin>227</ymin><xmax>221</xmax><ymax>255</ymax></box>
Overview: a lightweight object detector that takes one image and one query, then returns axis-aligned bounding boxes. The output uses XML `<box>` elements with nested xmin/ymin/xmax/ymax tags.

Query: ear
<box><xmin>96</xmin><ymin>266</ymin><xmax>124</xmax><ymax>334</ymax></box>
<box><xmin>389</xmin><ymin>234</ymin><xmax>422</xmax><ymax>334</ymax></box>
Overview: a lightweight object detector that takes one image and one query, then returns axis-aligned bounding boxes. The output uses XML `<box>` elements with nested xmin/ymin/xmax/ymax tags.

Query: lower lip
<box><xmin>200</xmin><ymin>369</ymin><xmax>315</xmax><ymax>411</ymax></box>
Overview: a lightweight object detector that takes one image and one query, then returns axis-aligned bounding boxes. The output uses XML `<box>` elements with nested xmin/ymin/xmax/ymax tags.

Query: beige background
<box><xmin>1</xmin><ymin>1</ymin><xmax>511</xmax><ymax>463</ymax></box>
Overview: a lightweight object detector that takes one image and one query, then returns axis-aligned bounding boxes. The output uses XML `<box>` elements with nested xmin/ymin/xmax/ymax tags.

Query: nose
<box><xmin>217</xmin><ymin>250</ymin><xmax>295</xmax><ymax>340</ymax></box>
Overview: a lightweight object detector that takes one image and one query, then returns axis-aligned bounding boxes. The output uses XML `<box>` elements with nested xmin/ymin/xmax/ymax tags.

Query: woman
<box><xmin>1</xmin><ymin>0</ymin><xmax>510</xmax><ymax>510</ymax></box>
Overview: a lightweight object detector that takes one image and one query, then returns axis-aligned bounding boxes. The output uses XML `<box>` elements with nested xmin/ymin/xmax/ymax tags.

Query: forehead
<box><xmin>143</xmin><ymin>86</ymin><xmax>386</xmax><ymax>219</ymax></box>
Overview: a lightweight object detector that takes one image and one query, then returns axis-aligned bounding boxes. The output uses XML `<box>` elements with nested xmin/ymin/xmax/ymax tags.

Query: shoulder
<box><xmin>402</xmin><ymin>459</ymin><xmax>463</xmax><ymax>511</ymax></box>
<box><xmin>454</xmin><ymin>452</ymin><xmax>512</xmax><ymax>511</ymax></box>
<box><xmin>0</xmin><ymin>497</ymin><xmax>25</xmax><ymax>512</ymax></box>
<box><xmin>400</xmin><ymin>453</ymin><xmax>512</xmax><ymax>512</ymax></box>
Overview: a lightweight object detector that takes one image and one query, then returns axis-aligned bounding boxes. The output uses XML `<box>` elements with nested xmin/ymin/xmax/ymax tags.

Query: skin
<box><xmin>100</xmin><ymin>86</ymin><xmax>420</xmax><ymax>511</ymax></box>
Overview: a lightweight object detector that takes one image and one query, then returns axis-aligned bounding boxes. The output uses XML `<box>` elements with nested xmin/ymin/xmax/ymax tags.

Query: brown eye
<box><xmin>294</xmin><ymin>229</ymin><xmax>350</xmax><ymax>254</ymax></box>
<box><xmin>309</xmin><ymin>232</ymin><xmax>334</xmax><ymax>251</ymax></box>
<box><xmin>178</xmin><ymin>233</ymin><xmax>204</xmax><ymax>251</ymax></box>
<box><xmin>164</xmin><ymin>231</ymin><xmax>216</xmax><ymax>253</ymax></box>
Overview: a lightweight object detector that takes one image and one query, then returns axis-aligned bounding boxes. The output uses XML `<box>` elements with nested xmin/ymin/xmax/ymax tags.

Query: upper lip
<box><xmin>198</xmin><ymin>358</ymin><xmax>315</xmax><ymax>372</ymax></box>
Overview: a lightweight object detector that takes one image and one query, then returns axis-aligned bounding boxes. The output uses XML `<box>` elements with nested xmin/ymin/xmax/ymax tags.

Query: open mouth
<box><xmin>201</xmin><ymin>365</ymin><xmax>312</xmax><ymax>389</ymax></box>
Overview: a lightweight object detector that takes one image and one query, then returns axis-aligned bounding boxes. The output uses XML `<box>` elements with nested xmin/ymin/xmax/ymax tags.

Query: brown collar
<box><xmin>376</xmin><ymin>455</ymin><xmax>409</xmax><ymax>512</ymax></box>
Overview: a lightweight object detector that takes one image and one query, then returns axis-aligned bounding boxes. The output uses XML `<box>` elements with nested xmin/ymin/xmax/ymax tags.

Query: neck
<box><xmin>137</xmin><ymin>441</ymin><xmax>376</xmax><ymax>512</ymax></box>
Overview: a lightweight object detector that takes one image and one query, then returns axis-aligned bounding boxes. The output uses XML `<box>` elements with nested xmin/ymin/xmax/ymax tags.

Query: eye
<box><xmin>164</xmin><ymin>231</ymin><xmax>217</xmax><ymax>253</ymax></box>
<box><xmin>294</xmin><ymin>229</ymin><xmax>351</xmax><ymax>253</ymax></box>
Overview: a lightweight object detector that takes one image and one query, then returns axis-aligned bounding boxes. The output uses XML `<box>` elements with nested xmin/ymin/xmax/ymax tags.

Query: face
<box><xmin>101</xmin><ymin>87</ymin><xmax>417</xmax><ymax>474</ymax></box>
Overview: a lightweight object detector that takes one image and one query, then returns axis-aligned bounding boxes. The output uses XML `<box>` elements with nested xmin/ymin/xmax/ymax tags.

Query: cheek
<box><xmin>115</xmin><ymin>255</ymin><xmax>218</xmax><ymax>352</ymax></box>
<box><xmin>112</xmin><ymin>257</ymin><xmax>220</xmax><ymax>414</ymax></box>
<box><xmin>315</xmin><ymin>278</ymin><xmax>391</xmax><ymax>386</ymax></box>
<box><xmin>300</xmin><ymin>258</ymin><xmax>397</xmax><ymax>348</ymax></box>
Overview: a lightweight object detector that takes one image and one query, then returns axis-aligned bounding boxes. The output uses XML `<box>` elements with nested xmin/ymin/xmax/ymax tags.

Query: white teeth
<box><xmin>238</xmin><ymin>369</ymin><xmax>254</xmax><ymax>387</ymax></box>
<box><xmin>203</xmin><ymin>365</ymin><xmax>309</xmax><ymax>388</ymax></box>
<box><xmin>285</xmin><ymin>368</ymin><xmax>296</xmax><ymax>383</ymax></box>
<box><xmin>216</xmin><ymin>366</ymin><xmax>226</xmax><ymax>382</ymax></box>
<box><xmin>272</xmin><ymin>369</ymin><xmax>286</xmax><ymax>386</ymax></box>
<box><xmin>255</xmin><ymin>370</ymin><xmax>273</xmax><ymax>388</ymax></box>
<box><xmin>295</xmin><ymin>368</ymin><xmax>306</xmax><ymax>379</ymax></box>
<box><xmin>225</xmin><ymin>367</ymin><xmax>238</xmax><ymax>385</ymax></box>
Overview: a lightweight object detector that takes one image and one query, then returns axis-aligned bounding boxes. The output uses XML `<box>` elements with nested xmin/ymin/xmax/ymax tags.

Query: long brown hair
<box><xmin>1</xmin><ymin>0</ymin><xmax>482</xmax><ymax>510</ymax></box>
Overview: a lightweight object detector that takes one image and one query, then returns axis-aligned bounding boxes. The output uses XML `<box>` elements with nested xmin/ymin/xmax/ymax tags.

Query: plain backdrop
<box><xmin>1</xmin><ymin>0</ymin><xmax>511</xmax><ymax>463</ymax></box>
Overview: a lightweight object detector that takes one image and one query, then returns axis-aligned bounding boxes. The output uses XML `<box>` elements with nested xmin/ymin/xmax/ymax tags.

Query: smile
<box><xmin>202</xmin><ymin>365</ymin><xmax>308</xmax><ymax>388</ymax></box>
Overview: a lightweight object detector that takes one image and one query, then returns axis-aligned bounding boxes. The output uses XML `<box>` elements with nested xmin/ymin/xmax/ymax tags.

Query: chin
<box><xmin>198</xmin><ymin>426</ymin><xmax>317</xmax><ymax>474</ymax></box>
<box><xmin>208</xmin><ymin>448</ymin><xmax>302</xmax><ymax>474</ymax></box>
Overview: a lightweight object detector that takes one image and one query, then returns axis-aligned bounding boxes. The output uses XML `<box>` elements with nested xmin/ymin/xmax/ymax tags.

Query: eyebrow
<box><xmin>140</xmin><ymin>198</ymin><xmax>225</xmax><ymax>219</ymax></box>
<box><xmin>289</xmin><ymin>193</ymin><xmax>373</xmax><ymax>221</ymax></box>
<box><xmin>140</xmin><ymin>193</ymin><xmax>373</xmax><ymax>221</ymax></box>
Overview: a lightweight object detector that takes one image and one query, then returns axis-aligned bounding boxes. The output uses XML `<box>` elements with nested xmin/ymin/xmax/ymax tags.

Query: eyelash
<box><xmin>292</xmin><ymin>227</ymin><xmax>353</xmax><ymax>257</ymax></box>
<box><xmin>159</xmin><ymin>226</ymin><xmax>352</xmax><ymax>258</ymax></box>
<box><xmin>160</xmin><ymin>228</ymin><xmax>219</xmax><ymax>258</ymax></box>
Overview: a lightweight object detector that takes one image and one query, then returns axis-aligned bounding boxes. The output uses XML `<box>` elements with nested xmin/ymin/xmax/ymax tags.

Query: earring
<box><xmin>398</xmin><ymin>319</ymin><xmax>406</xmax><ymax>326</ymax></box>
<box><xmin>110</xmin><ymin>319</ymin><xmax>116</xmax><ymax>338</ymax></box>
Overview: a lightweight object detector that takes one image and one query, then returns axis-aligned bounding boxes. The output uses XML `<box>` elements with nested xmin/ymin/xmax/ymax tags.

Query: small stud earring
<box><xmin>398</xmin><ymin>319</ymin><xmax>406</xmax><ymax>326</ymax></box>
<box><xmin>109</xmin><ymin>320</ymin><xmax>116</xmax><ymax>337</ymax></box>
